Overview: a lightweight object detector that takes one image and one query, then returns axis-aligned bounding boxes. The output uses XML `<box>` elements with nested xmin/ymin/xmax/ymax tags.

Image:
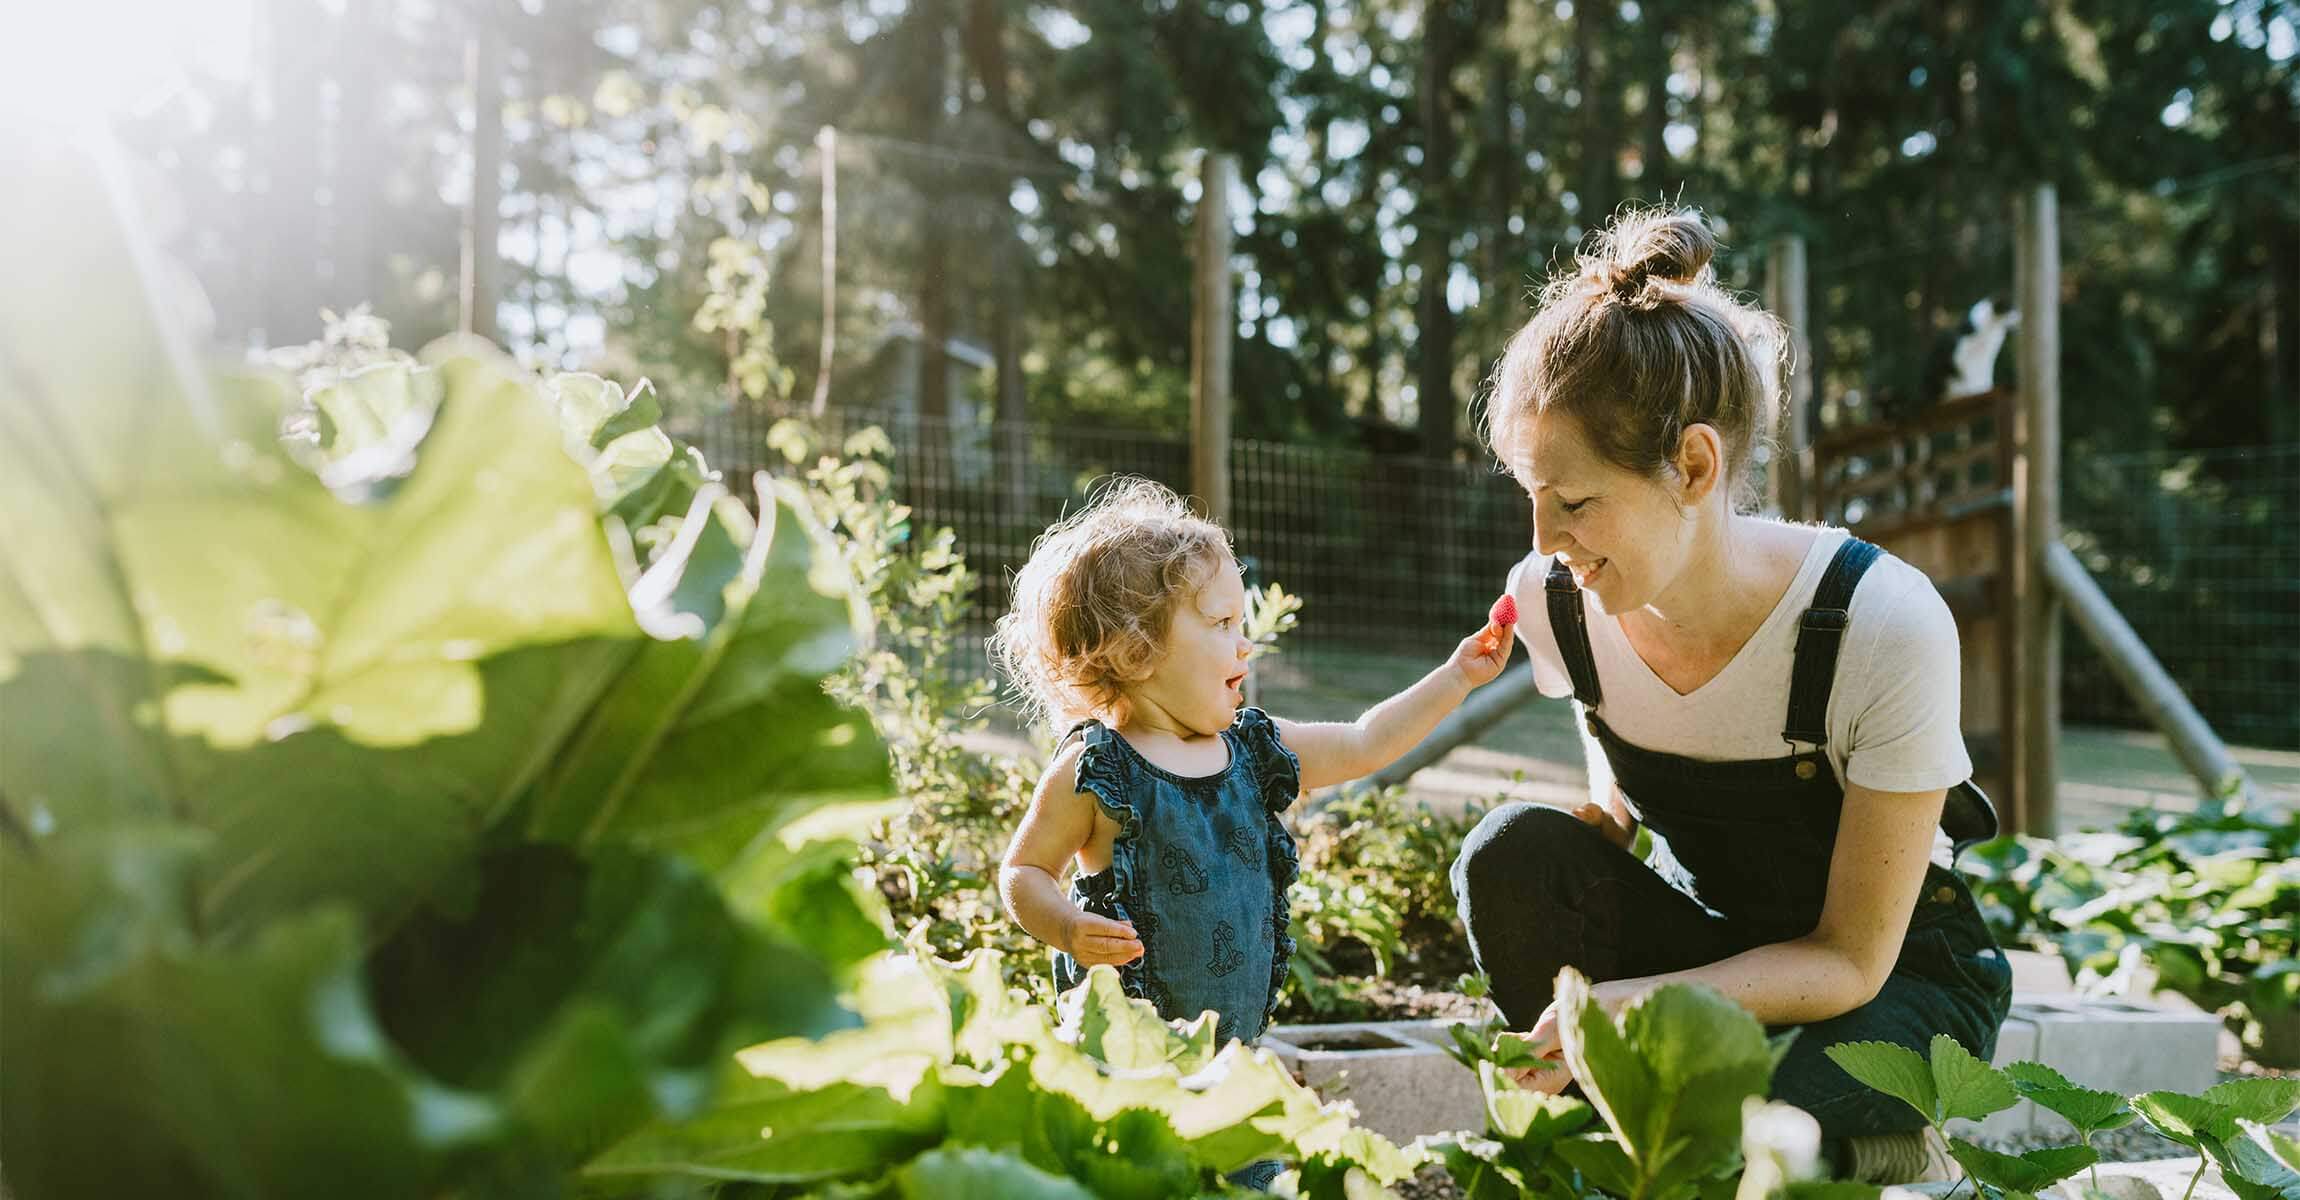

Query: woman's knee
<box><xmin>1451</xmin><ymin>802</ymin><xmax>1600</xmax><ymax>913</ymax></box>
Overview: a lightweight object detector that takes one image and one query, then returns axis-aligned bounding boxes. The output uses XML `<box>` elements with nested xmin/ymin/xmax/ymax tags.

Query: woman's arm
<box><xmin>1275</xmin><ymin>622</ymin><xmax>1511</xmax><ymax>792</ymax></box>
<box><xmin>1515</xmin><ymin>782</ymin><xmax>1944</xmax><ymax>1061</ymax></box>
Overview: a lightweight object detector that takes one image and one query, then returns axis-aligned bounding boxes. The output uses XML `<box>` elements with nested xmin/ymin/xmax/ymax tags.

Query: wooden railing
<box><xmin>1810</xmin><ymin>389</ymin><xmax>2013</xmax><ymax>540</ymax></box>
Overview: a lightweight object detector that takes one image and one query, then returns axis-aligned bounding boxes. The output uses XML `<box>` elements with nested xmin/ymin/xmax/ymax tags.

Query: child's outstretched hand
<box><xmin>1064</xmin><ymin>910</ymin><xmax>1144</xmax><ymax>967</ymax></box>
<box><xmin>1450</xmin><ymin>594</ymin><xmax>1518</xmax><ymax>688</ymax></box>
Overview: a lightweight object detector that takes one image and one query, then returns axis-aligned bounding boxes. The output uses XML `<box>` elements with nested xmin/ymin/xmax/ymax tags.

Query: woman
<box><xmin>1452</xmin><ymin>208</ymin><xmax>2011</xmax><ymax>1183</ymax></box>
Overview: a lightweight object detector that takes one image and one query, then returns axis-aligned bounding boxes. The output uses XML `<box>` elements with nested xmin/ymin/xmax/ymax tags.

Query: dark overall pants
<box><xmin>1451</xmin><ymin>539</ymin><xmax>2013</xmax><ymax>1139</ymax></box>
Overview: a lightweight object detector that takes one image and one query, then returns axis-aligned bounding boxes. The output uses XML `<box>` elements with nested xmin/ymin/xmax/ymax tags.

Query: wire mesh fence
<box><xmin>2059</xmin><ymin>443</ymin><xmax>2300</xmax><ymax>751</ymax></box>
<box><xmin>691</xmin><ymin>406</ymin><xmax>1538</xmax><ymax>680</ymax></box>
<box><xmin>694</xmin><ymin>404</ymin><xmax>2297</xmax><ymax>752</ymax></box>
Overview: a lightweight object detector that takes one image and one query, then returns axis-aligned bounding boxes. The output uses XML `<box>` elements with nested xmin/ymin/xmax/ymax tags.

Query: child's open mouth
<box><xmin>1225</xmin><ymin>671</ymin><xmax>1247</xmax><ymax>692</ymax></box>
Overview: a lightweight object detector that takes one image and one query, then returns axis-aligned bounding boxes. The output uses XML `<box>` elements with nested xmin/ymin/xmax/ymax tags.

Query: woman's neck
<box><xmin>1626</xmin><ymin>513</ymin><xmax>1809</xmax><ymax>667</ymax></box>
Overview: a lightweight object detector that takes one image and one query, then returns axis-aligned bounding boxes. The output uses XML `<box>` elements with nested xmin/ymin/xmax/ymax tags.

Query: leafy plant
<box><xmin>587</xmin><ymin>949</ymin><xmax>1425</xmax><ymax>1196</ymax></box>
<box><xmin>0</xmin><ymin>141</ymin><xmax>889</xmax><ymax>1196</ymax></box>
<box><xmin>1829</xmin><ymin>1035</ymin><xmax>2300</xmax><ymax>1200</ymax></box>
<box><xmin>1963</xmin><ymin>797</ymin><xmax>2300</xmax><ymax>1064</ymax></box>
<box><xmin>1428</xmin><ymin>968</ymin><xmax>1788</xmax><ymax>1200</ymax></box>
<box><xmin>763</xmin><ymin>418</ymin><xmax>1053</xmax><ymax>987</ymax></box>
<box><xmin>1283</xmin><ymin>786</ymin><xmax>1489</xmax><ymax>1019</ymax></box>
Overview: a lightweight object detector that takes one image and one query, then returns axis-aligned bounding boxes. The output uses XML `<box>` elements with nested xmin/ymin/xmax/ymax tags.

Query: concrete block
<box><xmin>1946</xmin><ymin>992</ymin><xmax>2221</xmax><ymax>1143</ymax></box>
<box><xmin>1261</xmin><ymin>1020</ymin><xmax>1488</xmax><ymax>1144</ymax></box>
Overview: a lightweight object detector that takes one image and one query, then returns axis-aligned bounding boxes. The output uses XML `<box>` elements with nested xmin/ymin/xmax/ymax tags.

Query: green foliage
<box><xmin>1827</xmin><ymin>1020</ymin><xmax>2300</xmax><ymax>1200</ymax></box>
<box><xmin>0</xmin><ymin>143</ymin><xmax>889</xmax><ymax>1197</ymax></box>
<box><xmin>589</xmin><ymin>951</ymin><xmax>1422</xmax><ymax>1196</ymax></box>
<box><xmin>1963</xmin><ymin>798</ymin><xmax>2300</xmax><ymax>1059</ymax></box>
<box><xmin>1825</xmin><ymin>1036</ymin><xmax>2021</xmax><ymax>1127</ymax></box>
<box><xmin>1283</xmin><ymin>786</ymin><xmax>1489</xmax><ymax>1019</ymax></box>
<box><xmin>762</xmin><ymin>418</ymin><xmax>1054</xmax><ymax>988</ymax></box>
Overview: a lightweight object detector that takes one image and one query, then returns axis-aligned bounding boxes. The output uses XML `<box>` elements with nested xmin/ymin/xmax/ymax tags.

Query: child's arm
<box><xmin>998</xmin><ymin>741</ymin><xmax>1144</xmax><ymax>967</ymax></box>
<box><xmin>1274</xmin><ymin>611</ymin><xmax>1513</xmax><ymax>792</ymax></box>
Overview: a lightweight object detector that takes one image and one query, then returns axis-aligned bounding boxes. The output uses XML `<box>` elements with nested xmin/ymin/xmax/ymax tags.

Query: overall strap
<box><xmin>1545</xmin><ymin>559</ymin><xmax>1603</xmax><ymax>708</ymax></box>
<box><xmin>1782</xmin><ymin>537</ymin><xmax>1883</xmax><ymax>747</ymax></box>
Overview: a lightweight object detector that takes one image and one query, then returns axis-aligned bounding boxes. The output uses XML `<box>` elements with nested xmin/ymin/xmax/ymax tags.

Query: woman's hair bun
<box><xmin>1593</xmin><ymin>209</ymin><xmax>1716</xmax><ymax>305</ymax></box>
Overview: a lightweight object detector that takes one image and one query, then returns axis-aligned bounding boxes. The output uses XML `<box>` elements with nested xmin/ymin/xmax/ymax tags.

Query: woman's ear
<box><xmin>1674</xmin><ymin>423</ymin><xmax>1726</xmax><ymax>507</ymax></box>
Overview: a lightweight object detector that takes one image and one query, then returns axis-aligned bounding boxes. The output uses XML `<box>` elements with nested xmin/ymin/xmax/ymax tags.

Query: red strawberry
<box><xmin>1489</xmin><ymin>594</ymin><xmax>1519</xmax><ymax>628</ymax></box>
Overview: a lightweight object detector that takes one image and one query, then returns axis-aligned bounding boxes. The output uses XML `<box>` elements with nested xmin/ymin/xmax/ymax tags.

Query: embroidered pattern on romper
<box><xmin>1222</xmin><ymin>825</ymin><xmax>1261</xmax><ymax>867</ymax></box>
<box><xmin>1208</xmin><ymin>919</ymin><xmax>1245</xmax><ymax>977</ymax></box>
<box><xmin>1160</xmin><ymin>843</ymin><xmax>1209</xmax><ymax>894</ymax></box>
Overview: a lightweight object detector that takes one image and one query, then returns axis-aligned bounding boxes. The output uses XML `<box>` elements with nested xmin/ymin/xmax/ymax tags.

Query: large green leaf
<box><xmin>1558</xmin><ymin>969</ymin><xmax>1772</xmax><ymax>1199</ymax></box>
<box><xmin>2004</xmin><ymin>1061</ymin><xmax>2136</xmax><ymax>1135</ymax></box>
<box><xmin>2133</xmin><ymin>1090</ymin><xmax>2239</xmax><ymax>1150</ymax></box>
<box><xmin>1944</xmin><ymin>1139</ymin><xmax>2098</xmax><ymax>1193</ymax></box>
<box><xmin>1823</xmin><ymin>1041</ymin><xmax>1939</xmax><ymax>1125</ymax></box>
<box><xmin>366</xmin><ymin>844</ymin><xmax>849</xmax><ymax>1156</ymax></box>
<box><xmin>522</xmin><ymin>478</ymin><xmax>888</xmax><ymax>871</ymax></box>
<box><xmin>893</xmin><ymin>1146</ymin><xmax>1098</xmax><ymax>1200</ymax></box>
<box><xmin>2205</xmin><ymin>1079</ymin><xmax>2300</xmax><ymax>1126</ymax></box>
<box><xmin>583</xmin><ymin>1073</ymin><xmax>946</xmax><ymax>1187</ymax></box>
<box><xmin>1928</xmin><ymin>1033</ymin><xmax>2021</xmax><ymax>1122</ymax></box>
<box><xmin>0</xmin><ymin>830</ymin><xmax>495</xmax><ymax>1198</ymax></box>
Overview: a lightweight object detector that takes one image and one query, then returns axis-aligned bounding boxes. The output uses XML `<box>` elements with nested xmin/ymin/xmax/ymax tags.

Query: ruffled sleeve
<box><xmin>1059</xmin><ymin>720</ymin><xmax>1154</xmax><ymax>1004</ymax></box>
<box><xmin>1228</xmin><ymin>707</ymin><xmax>1302</xmax><ymax>814</ymax></box>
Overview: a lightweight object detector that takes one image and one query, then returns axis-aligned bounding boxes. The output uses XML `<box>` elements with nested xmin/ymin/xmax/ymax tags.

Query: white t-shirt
<box><xmin>1505</xmin><ymin>524</ymin><xmax>1973</xmax><ymax>813</ymax></box>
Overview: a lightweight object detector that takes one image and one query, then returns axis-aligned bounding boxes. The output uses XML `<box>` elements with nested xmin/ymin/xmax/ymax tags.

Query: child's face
<box><xmin>1128</xmin><ymin>555</ymin><xmax>1253</xmax><ymax>737</ymax></box>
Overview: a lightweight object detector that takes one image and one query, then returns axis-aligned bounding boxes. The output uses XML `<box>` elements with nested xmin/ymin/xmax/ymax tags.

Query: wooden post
<box><xmin>810</xmin><ymin>125</ymin><xmax>837</xmax><ymax>418</ymax></box>
<box><xmin>2044</xmin><ymin>543</ymin><xmax>2256</xmax><ymax>806</ymax></box>
<box><xmin>1191</xmin><ymin>153</ymin><xmax>1236</xmax><ymax>525</ymax></box>
<box><xmin>459</xmin><ymin>0</ymin><xmax>501</xmax><ymax>343</ymax></box>
<box><xmin>1765</xmin><ymin>235</ymin><xmax>1812</xmax><ymax>520</ymax></box>
<box><xmin>2013</xmin><ymin>186</ymin><xmax>2061</xmax><ymax>836</ymax></box>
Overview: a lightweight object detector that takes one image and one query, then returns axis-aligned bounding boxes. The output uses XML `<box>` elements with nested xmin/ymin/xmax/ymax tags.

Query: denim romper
<box><xmin>1051</xmin><ymin>707</ymin><xmax>1302</xmax><ymax>1047</ymax></box>
<box><xmin>1452</xmin><ymin>538</ymin><xmax>2014</xmax><ymax>1139</ymax></box>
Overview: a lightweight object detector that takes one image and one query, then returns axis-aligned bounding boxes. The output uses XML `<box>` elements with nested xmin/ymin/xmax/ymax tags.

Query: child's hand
<box><xmin>1451</xmin><ymin>598</ymin><xmax>1516</xmax><ymax>688</ymax></box>
<box><xmin>1064</xmin><ymin>910</ymin><xmax>1144</xmax><ymax>967</ymax></box>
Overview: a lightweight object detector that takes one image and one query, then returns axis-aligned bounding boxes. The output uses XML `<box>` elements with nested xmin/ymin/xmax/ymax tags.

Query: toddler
<box><xmin>993</xmin><ymin>477</ymin><xmax>1512</xmax><ymax>1048</ymax></box>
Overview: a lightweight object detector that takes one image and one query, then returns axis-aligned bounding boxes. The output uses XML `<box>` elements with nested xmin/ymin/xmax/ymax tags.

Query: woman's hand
<box><xmin>1500</xmin><ymin>979</ymin><xmax>1643</xmax><ymax>1091</ymax></box>
<box><xmin>1063</xmin><ymin>909</ymin><xmax>1144</xmax><ymax>967</ymax></box>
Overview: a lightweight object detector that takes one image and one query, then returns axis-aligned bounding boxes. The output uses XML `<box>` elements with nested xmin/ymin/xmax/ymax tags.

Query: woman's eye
<box><xmin>1561</xmin><ymin>498</ymin><xmax>1591</xmax><ymax>514</ymax></box>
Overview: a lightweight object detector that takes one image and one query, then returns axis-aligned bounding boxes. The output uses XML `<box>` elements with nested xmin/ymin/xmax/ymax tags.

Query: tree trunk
<box><xmin>1573</xmin><ymin>0</ymin><xmax>1620</xmax><ymax>227</ymax></box>
<box><xmin>1415</xmin><ymin>0</ymin><xmax>1459</xmax><ymax>458</ymax></box>
<box><xmin>460</xmin><ymin>0</ymin><xmax>502</xmax><ymax>344</ymax></box>
<box><xmin>262</xmin><ymin>0</ymin><xmax>324</xmax><ymax>345</ymax></box>
<box><xmin>908</xmin><ymin>0</ymin><xmax>952</xmax><ymax>421</ymax></box>
<box><xmin>1638</xmin><ymin>0</ymin><xmax>1672</xmax><ymax>196</ymax></box>
<box><xmin>965</xmin><ymin>0</ymin><xmax>1030</xmax><ymax>514</ymax></box>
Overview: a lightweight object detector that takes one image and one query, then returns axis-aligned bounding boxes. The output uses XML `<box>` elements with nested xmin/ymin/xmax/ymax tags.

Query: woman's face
<box><xmin>1514</xmin><ymin>411</ymin><xmax>1697</xmax><ymax>614</ymax></box>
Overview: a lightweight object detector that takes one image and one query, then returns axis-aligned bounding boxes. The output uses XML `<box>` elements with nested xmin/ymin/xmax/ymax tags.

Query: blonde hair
<box><xmin>1484</xmin><ymin>207</ymin><xmax>1784</xmax><ymax>510</ymax></box>
<box><xmin>990</xmin><ymin>477</ymin><xmax>1235</xmax><ymax>734</ymax></box>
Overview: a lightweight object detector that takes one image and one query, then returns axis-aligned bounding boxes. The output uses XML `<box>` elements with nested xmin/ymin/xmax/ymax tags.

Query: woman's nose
<box><xmin>1533</xmin><ymin>509</ymin><xmax>1570</xmax><ymax>557</ymax></box>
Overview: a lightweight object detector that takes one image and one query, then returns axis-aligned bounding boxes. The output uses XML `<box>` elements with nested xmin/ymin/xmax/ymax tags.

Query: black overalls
<box><xmin>1450</xmin><ymin>538</ymin><xmax>2013</xmax><ymax>1138</ymax></box>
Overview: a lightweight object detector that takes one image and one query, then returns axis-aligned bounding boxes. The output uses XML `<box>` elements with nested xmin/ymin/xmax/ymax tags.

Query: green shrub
<box><xmin>1964</xmin><ymin>796</ymin><xmax>2299</xmax><ymax>1060</ymax></box>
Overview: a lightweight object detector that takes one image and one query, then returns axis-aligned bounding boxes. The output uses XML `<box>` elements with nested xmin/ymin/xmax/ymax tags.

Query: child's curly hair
<box><xmin>990</xmin><ymin>477</ymin><xmax>1235</xmax><ymax>734</ymax></box>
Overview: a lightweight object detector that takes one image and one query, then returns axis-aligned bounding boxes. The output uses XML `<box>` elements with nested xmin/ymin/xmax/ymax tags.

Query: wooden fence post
<box><xmin>2013</xmin><ymin>186</ymin><xmax>2061</xmax><ymax>836</ymax></box>
<box><xmin>1192</xmin><ymin>152</ymin><xmax>1236</xmax><ymax>526</ymax></box>
<box><xmin>1765</xmin><ymin>234</ymin><xmax>1812</xmax><ymax>520</ymax></box>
